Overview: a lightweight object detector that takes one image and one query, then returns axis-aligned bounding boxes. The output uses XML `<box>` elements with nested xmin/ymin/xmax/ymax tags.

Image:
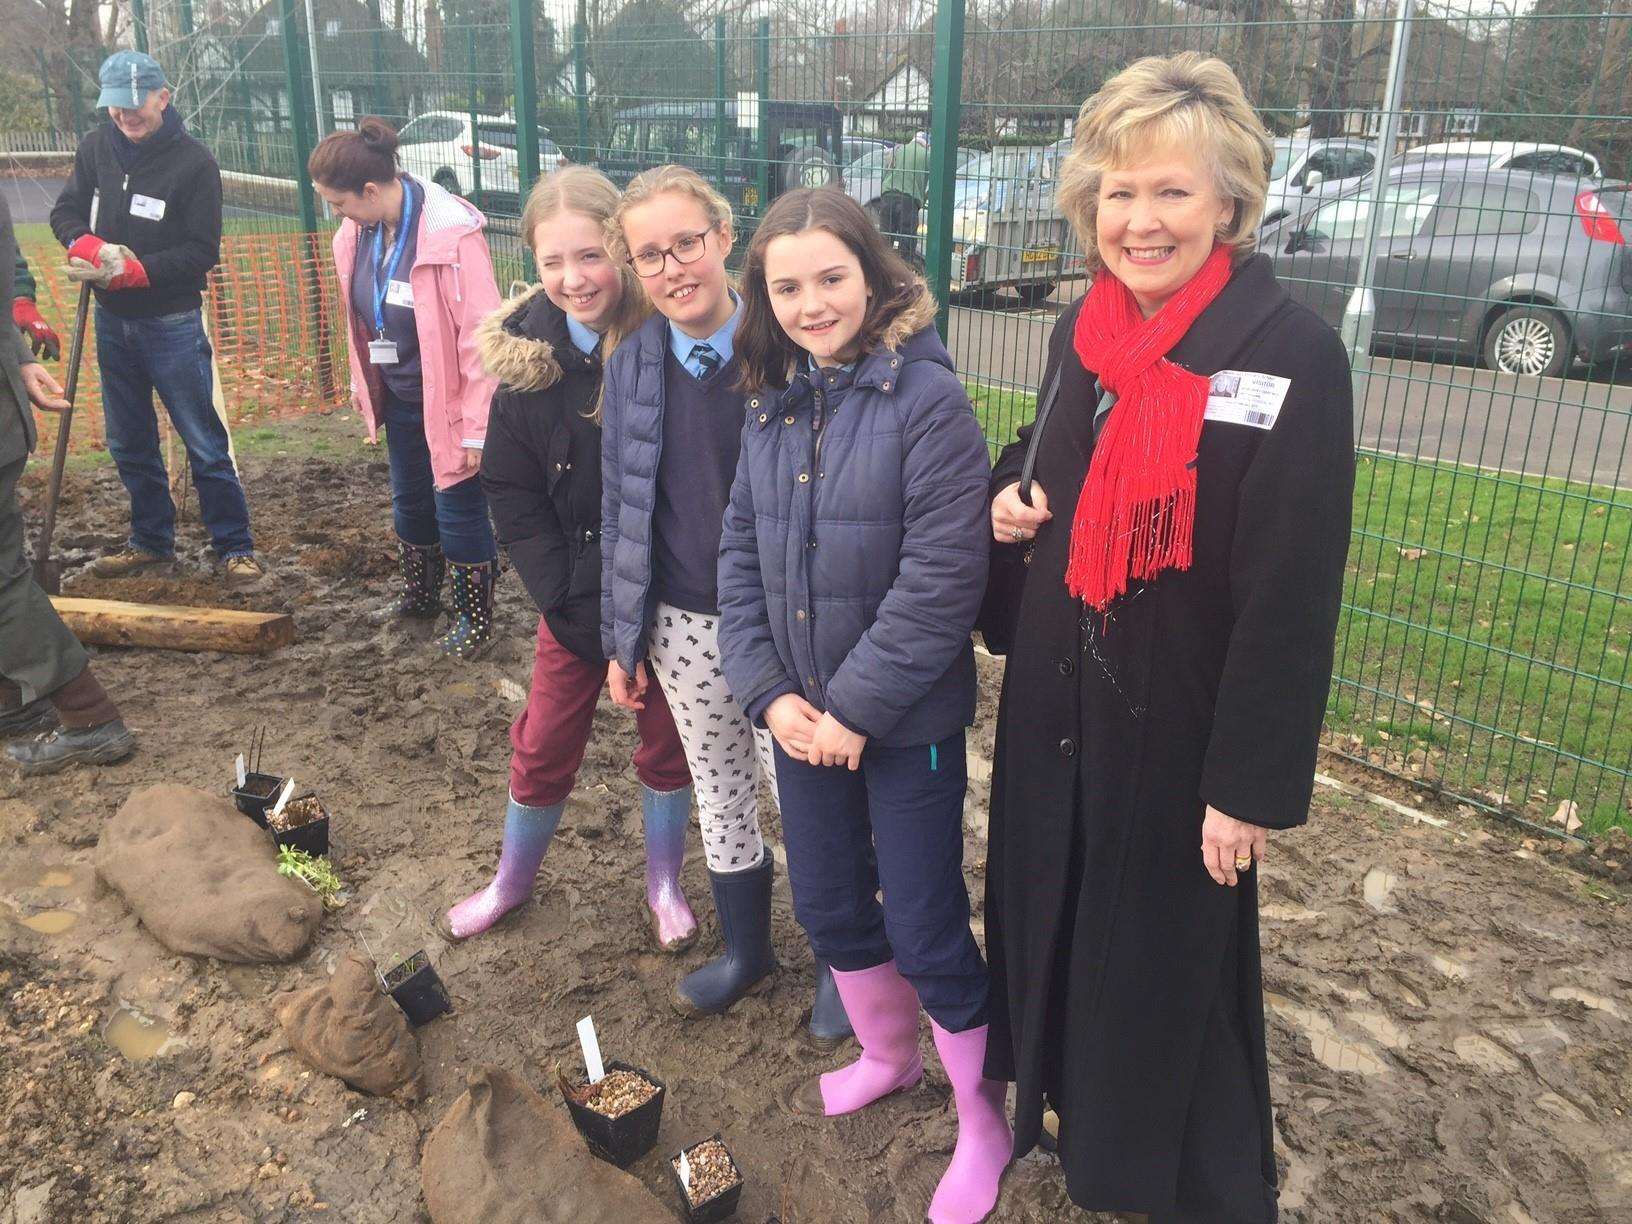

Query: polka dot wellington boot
<box><xmin>436</xmin><ymin>559</ymin><xmax>496</xmax><ymax>659</ymax></box>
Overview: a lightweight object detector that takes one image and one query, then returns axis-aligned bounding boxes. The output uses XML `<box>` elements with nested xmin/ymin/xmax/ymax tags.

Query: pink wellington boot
<box><xmin>804</xmin><ymin>961</ymin><xmax>924</xmax><ymax>1115</ymax></box>
<box><xmin>926</xmin><ymin>1020</ymin><xmax>1013</xmax><ymax>1224</ymax></box>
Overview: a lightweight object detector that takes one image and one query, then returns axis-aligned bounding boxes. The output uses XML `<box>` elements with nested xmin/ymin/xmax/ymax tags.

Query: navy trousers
<box><xmin>774</xmin><ymin>729</ymin><xmax>988</xmax><ymax>1032</ymax></box>
<box><xmin>381</xmin><ymin>390</ymin><xmax>496</xmax><ymax>564</ymax></box>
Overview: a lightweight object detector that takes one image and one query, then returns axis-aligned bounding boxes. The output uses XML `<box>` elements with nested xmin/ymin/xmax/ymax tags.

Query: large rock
<box><xmin>421</xmin><ymin>1067</ymin><xmax>670</xmax><ymax>1224</ymax></box>
<box><xmin>277</xmin><ymin>952</ymin><xmax>421</xmax><ymax>1097</ymax></box>
<box><xmin>95</xmin><ymin>784</ymin><xmax>321</xmax><ymax>962</ymax></box>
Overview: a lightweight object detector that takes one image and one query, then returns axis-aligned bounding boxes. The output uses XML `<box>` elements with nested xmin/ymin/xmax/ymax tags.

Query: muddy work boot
<box><xmin>0</xmin><ymin>698</ymin><xmax>58</xmax><ymax>739</ymax></box>
<box><xmin>90</xmin><ymin>546</ymin><xmax>171</xmax><ymax>578</ymax></box>
<box><xmin>370</xmin><ymin>539</ymin><xmax>445</xmax><ymax>625</ymax></box>
<box><xmin>7</xmin><ymin>720</ymin><xmax>137</xmax><ymax>775</ymax></box>
<box><xmin>223</xmin><ymin>554</ymin><xmax>267</xmax><ymax>590</ymax></box>
<box><xmin>436</xmin><ymin>559</ymin><xmax>496</xmax><ymax>659</ymax></box>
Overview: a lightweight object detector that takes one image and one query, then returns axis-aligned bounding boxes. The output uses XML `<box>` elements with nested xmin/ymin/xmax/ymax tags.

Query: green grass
<box><xmin>961</xmin><ymin>379</ymin><xmax>1632</xmax><ymax>835</ymax></box>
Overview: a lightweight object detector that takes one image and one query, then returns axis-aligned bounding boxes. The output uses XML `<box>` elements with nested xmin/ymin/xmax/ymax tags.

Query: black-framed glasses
<box><xmin>627</xmin><ymin>227</ymin><xmax>715</xmax><ymax>277</ymax></box>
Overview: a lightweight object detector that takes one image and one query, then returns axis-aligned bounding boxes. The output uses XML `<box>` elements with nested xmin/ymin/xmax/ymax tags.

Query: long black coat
<box><xmin>476</xmin><ymin>285</ymin><xmax>607</xmax><ymax>662</ymax></box>
<box><xmin>979</xmin><ymin>256</ymin><xmax>1355</xmax><ymax>1218</ymax></box>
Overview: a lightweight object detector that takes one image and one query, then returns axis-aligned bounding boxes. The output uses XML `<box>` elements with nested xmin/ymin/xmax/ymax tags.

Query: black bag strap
<box><xmin>1016</xmin><ymin>363</ymin><xmax>1063</xmax><ymax>508</ymax></box>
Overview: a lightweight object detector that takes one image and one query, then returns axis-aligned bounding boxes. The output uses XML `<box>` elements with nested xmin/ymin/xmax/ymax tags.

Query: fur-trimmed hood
<box><xmin>877</xmin><ymin>276</ymin><xmax>938</xmax><ymax>355</ymax></box>
<box><xmin>476</xmin><ymin>282</ymin><xmax>566</xmax><ymax>392</ymax></box>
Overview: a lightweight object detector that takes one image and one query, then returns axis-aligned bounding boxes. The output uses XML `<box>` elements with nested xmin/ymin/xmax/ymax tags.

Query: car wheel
<box><xmin>1483</xmin><ymin>305</ymin><xmax>1570</xmax><ymax>377</ymax></box>
<box><xmin>780</xmin><ymin>146</ymin><xmax>839</xmax><ymax>194</ymax></box>
<box><xmin>432</xmin><ymin>169</ymin><xmax>463</xmax><ymax>198</ymax></box>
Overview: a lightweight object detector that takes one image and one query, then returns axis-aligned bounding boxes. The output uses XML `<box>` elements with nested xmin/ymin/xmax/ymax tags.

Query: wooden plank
<box><xmin>50</xmin><ymin>597</ymin><xmax>296</xmax><ymax>656</ymax></box>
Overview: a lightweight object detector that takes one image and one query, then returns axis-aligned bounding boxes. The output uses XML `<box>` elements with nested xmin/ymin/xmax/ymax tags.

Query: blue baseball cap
<box><xmin>96</xmin><ymin>51</ymin><xmax>168</xmax><ymax>110</ymax></box>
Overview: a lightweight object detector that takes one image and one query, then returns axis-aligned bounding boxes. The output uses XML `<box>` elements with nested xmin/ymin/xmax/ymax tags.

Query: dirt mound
<box><xmin>421</xmin><ymin>1066</ymin><xmax>670</xmax><ymax>1224</ymax></box>
<box><xmin>95</xmin><ymin>783</ymin><xmax>322</xmax><ymax>962</ymax></box>
<box><xmin>277</xmin><ymin>951</ymin><xmax>422</xmax><ymax>1097</ymax></box>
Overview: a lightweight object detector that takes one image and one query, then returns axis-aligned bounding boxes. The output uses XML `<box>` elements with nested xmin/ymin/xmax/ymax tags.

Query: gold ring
<box><xmin>1234</xmin><ymin>855</ymin><xmax>1253</xmax><ymax>870</ymax></box>
<box><xmin>1012</xmin><ymin>527</ymin><xmax>1025</xmax><ymax>541</ymax></box>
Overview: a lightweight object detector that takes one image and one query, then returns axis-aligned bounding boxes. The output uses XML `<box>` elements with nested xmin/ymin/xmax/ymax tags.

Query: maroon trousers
<box><xmin>509</xmin><ymin>616</ymin><xmax>689</xmax><ymax>808</ymax></box>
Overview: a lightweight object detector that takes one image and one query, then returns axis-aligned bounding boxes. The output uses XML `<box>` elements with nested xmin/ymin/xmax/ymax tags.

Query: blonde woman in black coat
<box><xmin>980</xmin><ymin>53</ymin><xmax>1355</xmax><ymax>1222</ymax></box>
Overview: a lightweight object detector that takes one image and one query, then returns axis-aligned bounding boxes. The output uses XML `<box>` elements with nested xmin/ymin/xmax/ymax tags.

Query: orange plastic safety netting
<box><xmin>19</xmin><ymin>229</ymin><xmax>349</xmax><ymax>452</ymax></box>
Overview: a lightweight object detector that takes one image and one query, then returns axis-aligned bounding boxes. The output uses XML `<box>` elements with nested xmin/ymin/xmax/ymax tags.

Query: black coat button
<box><xmin>1057</xmin><ymin>658</ymin><xmax>1074</xmax><ymax>676</ymax></box>
<box><xmin>1059</xmin><ymin>738</ymin><xmax>1076</xmax><ymax>758</ymax></box>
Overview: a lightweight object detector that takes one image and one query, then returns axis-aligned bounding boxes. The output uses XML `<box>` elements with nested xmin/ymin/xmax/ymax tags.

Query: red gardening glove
<box><xmin>12</xmin><ymin>298</ymin><xmax>61</xmax><ymax>360</ymax></box>
<box><xmin>105</xmin><ymin>246</ymin><xmax>149</xmax><ymax>291</ymax></box>
<box><xmin>65</xmin><ymin>233</ymin><xmax>106</xmax><ymax>267</ymax></box>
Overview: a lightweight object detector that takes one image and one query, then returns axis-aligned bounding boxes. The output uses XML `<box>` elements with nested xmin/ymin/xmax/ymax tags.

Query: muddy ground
<box><xmin>4</xmin><ymin>412</ymin><xmax>1632</xmax><ymax>1223</ymax></box>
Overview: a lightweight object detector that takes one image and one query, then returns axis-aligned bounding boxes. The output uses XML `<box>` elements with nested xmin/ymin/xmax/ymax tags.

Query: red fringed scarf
<box><xmin>1067</xmin><ymin>244</ymin><xmax>1234</xmax><ymax>610</ymax></box>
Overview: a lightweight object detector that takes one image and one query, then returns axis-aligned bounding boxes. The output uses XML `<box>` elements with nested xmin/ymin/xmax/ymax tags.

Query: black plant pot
<box><xmin>231</xmin><ymin>772</ymin><xmax>285</xmax><ymax>827</ymax></box>
<box><xmin>559</xmin><ymin>1061</ymin><xmax>666</xmax><ymax>1168</ymax></box>
<box><xmin>669</xmin><ymin>1133</ymin><xmax>744</xmax><ymax>1223</ymax></box>
<box><xmin>380</xmin><ymin>950</ymin><xmax>452</xmax><ymax>1026</ymax></box>
<box><xmin>268</xmin><ymin>795</ymin><xmax>330</xmax><ymax>857</ymax></box>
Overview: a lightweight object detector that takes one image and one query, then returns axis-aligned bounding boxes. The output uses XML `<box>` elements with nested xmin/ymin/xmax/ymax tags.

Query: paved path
<box><xmin>949</xmin><ymin>302</ymin><xmax>1632</xmax><ymax>488</ymax></box>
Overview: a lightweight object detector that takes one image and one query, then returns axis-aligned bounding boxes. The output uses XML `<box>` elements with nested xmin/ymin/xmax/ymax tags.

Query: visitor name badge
<box><xmin>368</xmin><ymin>338</ymin><xmax>400</xmax><ymax>365</ymax></box>
<box><xmin>385</xmin><ymin>279</ymin><xmax>414</xmax><ymax>308</ymax></box>
<box><xmin>1204</xmin><ymin>370</ymin><xmax>1290</xmax><ymax>430</ymax></box>
<box><xmin>130</xmin><ymin>193</ymin><xmax>166</xmax><ymax>221</ymax></box>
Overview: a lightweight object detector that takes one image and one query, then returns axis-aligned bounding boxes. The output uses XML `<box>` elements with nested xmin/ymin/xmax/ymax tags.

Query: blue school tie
<box><xmin>689</xmin><ymin>343</ymin><xmax>721</xmax><ymax>379</ymax></box>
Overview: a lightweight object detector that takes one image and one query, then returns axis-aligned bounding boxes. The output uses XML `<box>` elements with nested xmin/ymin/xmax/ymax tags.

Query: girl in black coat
<box><xmin>438</xmin><ymin>167</ymin><xmax>696</xmax><ymax>949</ymax></box>
<box><xmin>980</xmin><ymin>55</ymin><xmax>1355</xmax><ymax>1222</ymax></box>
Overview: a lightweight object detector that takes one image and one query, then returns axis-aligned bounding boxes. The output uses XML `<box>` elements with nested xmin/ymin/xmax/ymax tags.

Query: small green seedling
<box><xmin>276</xmin><ymin>846</ymin><xmax>345</xmax><ymax>909</ymax></box>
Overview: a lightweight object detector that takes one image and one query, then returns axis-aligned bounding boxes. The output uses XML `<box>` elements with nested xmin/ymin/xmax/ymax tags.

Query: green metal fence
<box><xmin>10</xmin><ymin>0</ymin><xmax>1631</xmax><ymax>834</ymax></box>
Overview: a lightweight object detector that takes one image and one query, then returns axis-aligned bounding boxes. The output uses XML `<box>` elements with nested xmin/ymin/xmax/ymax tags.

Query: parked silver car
<box><xmin>1262</xmin><ymin>137</ymin><xmax>1377</xmax><ymax>227</ymax></box>
<box><xmin>1267</xmin><ymin>166</ymin><xmax>1632</xmax><ymax>376</ymax></box>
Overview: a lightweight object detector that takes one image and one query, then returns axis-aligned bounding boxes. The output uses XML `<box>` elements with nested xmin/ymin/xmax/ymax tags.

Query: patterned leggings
<box><xmin>646</xmin><ymin>603</ymin><xmax>776</xmax><ymax>873</ymax></box>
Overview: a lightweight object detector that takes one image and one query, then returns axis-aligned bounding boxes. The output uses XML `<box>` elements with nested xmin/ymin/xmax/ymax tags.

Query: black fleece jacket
<box><xmin>477</xmin><ymin>287</ymin><xmax>609</xmax><ymax>662</ymax></box>
<box><xmin>50</xmin><ymin>112</ymin><xmax>223</xmax><ymax>319</ymax></box>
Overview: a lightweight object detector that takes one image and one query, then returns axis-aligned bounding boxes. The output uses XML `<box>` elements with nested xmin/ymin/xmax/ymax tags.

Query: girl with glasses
<box><xmin>600</xmin><ymin>165</ymin><xmax>850</xmax><ymax>1045</ymax></box>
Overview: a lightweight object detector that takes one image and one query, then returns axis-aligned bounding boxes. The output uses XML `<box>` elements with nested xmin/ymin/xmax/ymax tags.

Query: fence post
<box><xmin>467</xmin><ymin>27</ymin><xmax>483</xmax><ymax>205</ymax></box>
<box><xmin>574</xmin><ymin>0</ymin><xmax>590</xmax><ymax>162</ymax></box>
<box><xmin>279</xmin><ymin>0</ymin><xmax>332</xmax><ymax>400</ymax></box>
<box><xmin>510</xmin><ymin>0</ymin><xmax>540</xmax><ymax>186</ymax></box>
<box><xmin>365</xmin><ymin>0</ymin><xmax>387</xmax><ymax>116</ymax></box>
<box><xmin>924</xmin><ymin>0</ymin><xmax>966</xmax><ymax>336</ymax></box>
<box><xmin>715</xmin><ymin>15</ymin><xmax>728</xmax><ymax>187</ymax></box>
<box><xmin>279</xmin><ymin>0</ymin><xmax>319</xmax><ymax>233</ymax></box>
<box><xmin>177</xmin><ymin>0</ymin><xmax>196</xmax><ymax>136</ymax></box>
<box><xmin>132</xmin><ymin>0</ymin><xmax>150</xmax><ymax>54</ymax></box>
<box><xmin>1340</xmin><ymin>0</ymin><xmax>1413</xmax><ymax>404</ymax></box>
<box><xmin>756</xmin><ymin>18</ymin><xmax>770</xmax><ymax>218</ymax></box>
<box><xmin>302</xmin><ymin>0</ymin><xmax>329</xmax><ymax>136</ymax></box>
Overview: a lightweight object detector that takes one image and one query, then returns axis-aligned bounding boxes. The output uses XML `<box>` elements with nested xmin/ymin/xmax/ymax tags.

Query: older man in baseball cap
<box><xmin>50</xmin><ymin>51</ymin><xmax>264</xmax><ymax>587</ymax></box>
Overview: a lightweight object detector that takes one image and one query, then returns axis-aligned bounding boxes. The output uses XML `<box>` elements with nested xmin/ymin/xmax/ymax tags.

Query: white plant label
<box><xmin>235</xmin><ymin>753</ymin><xmax>247</xmax><ymax>788</ymax></box>
<box><xmin>577</xmin><ymin>1015</ymin><xmax>605</xmax><ymax>1083</ymax></box>
<box><xmin>271</xmin><ymin>777</ymin><xmax>296</xmax><ymax>818</ymax></box>
<box><xmin>678</xmin><ymin>1150</ymin><xmax>692</xmax><ymax>1189</ymax></box>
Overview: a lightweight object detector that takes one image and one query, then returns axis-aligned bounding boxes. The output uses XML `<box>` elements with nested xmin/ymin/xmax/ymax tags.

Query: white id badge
<box><xmin>1204</xmin><ymin>370</ymin><xmax>1291</xmax><ymax>430</ymax></box>
<box><xmin>385</xmin><ymin>279</ymin><xmax>414</xmax><ymax>308</ymax></box>
<box><xmin>130</xmin><ymin>193</ymin><xmax>167</xmax><ymax>221</ymax></box>
<box><xmin>368</xmin><ymin>338</ymin><xmax>400</xmax><ymax>365</ymax></box>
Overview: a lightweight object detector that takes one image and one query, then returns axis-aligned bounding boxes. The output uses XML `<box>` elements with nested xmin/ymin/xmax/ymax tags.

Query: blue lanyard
<box><xmin>370</xmin><ymin>180</ymin><xmax>416</xmax><ymax>337</ymax></box>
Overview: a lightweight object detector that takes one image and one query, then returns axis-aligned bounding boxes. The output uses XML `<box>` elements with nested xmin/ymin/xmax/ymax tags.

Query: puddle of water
<box><xmin>1452</xmin><ymin>1033</ymin><xmax>1522</xmax><ymax>1074</ymax></box>
<box><xmin>1362</xmin><ymin>867</ymin><xmax>1399</xmax><ymax>912</ymax></box>
<box><xmin>19</xmin><ymin>909</ymin><xmax>79</xmax><ymax>935</ymax></box>
<box><xmin>1266</xmin><ymin>993</ymin><xmax>1387</xmax><ymax>1076</ymax></box>
<box><xmin>104</xmin><ymin>1005</ymin><xmax>175</xmax><ymax>1061</ymax></box>
<box><xmin>37</xmin><ymin>869</ymin><xmax>74</xmax><ymax>888</ymax></box>
<box><xmin>1548</xmin><ymin>985</ymin><xmax>1624</xmax><ymax>1018</ymax></box>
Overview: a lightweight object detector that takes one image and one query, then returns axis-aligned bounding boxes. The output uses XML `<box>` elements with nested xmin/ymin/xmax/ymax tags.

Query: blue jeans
<box><xmin>382</xmin><ymin>391</ymin><xmax>496</xmax><ymax>564</ymax></box>
<box><xmin>774</xmin><ymin>729</ymin><xmax>989</xmax><ymax>1032</ymax></box>
<box><xmin>95</xmin><ymin>307</ymin><xmax>254</xmax><ymax>558</ymax></box>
